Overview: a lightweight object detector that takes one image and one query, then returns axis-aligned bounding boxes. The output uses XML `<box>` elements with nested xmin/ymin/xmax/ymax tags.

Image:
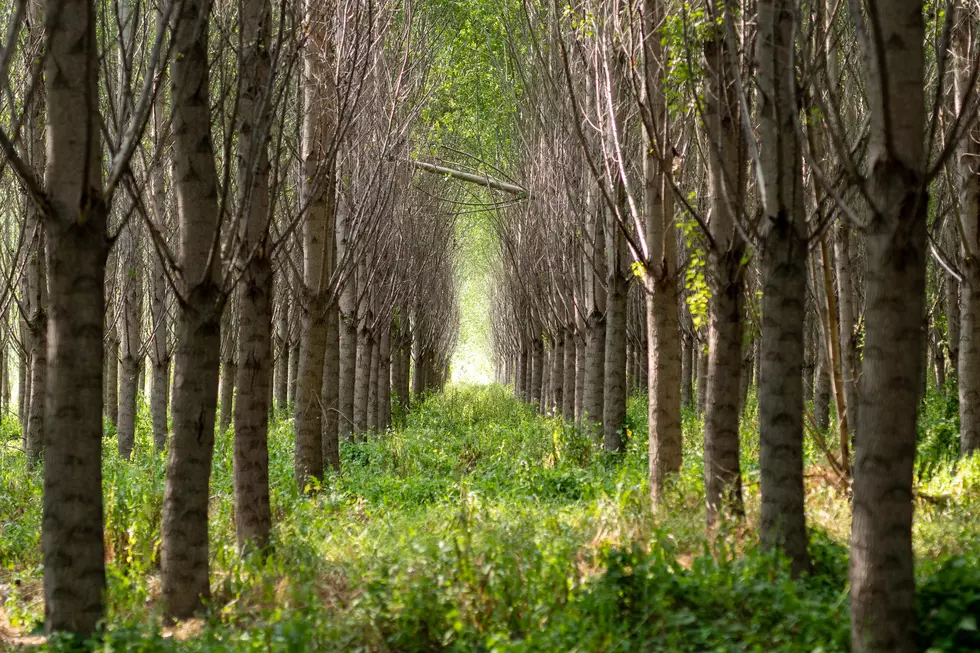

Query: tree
<box><xmin>847</xmin><ymin>2</ymin><xmax>927</xmax><ymax>650</ymax></box>
<box><xmin>161</xmin><ymin>0</ymin><xmax>223</xmax><ymax>618</ymax></box>
<box><xmin>757</xmin><ymin>0</ymin><xmax>809</xmax><ymax>574</ymax></box>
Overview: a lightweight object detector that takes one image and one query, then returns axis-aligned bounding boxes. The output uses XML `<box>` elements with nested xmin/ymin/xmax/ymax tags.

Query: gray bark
<box><xmin>757</xmin><ymin>0</ymin><xmax>809</xmax><ymax>574</ymax></box>
<box><xmin>848</xmin><ymin>4</ymin><xmax>926</xmax><ymax>650</ymax></box>
<box><xmin>233</xmin><ymin>0</ymin><xmax>274</xmax><ymax>552</ymax></box>
<box><xmin>162</xmin><ymin>0</ymin><xmax>223</xmax><ymax>619</ymax></box>
<box><xmin>42</xmin><ymin>0</ymin><xmax>109</xmax><ymax>633</ymax></box>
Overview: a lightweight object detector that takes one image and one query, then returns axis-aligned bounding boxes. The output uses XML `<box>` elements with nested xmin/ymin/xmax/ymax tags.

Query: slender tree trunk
<box><xmin>117</xmin><ymin>222</ymin><xmax>142</xmax><ymax>459</ymax></box>
<box><xmin>162</xmin><ymin>0</ymin><xmax>223</xmax><ymax>619</ymax></box>
<box><xmin>233</xmin><ymin>0</ymin><xmax>274</xmax><ymax>552</ymax></box>
<box><xmin>149</xmin><ymin>65</ymin><xmax>170</xmax><ymax>451</ymax></box>
<box><xmin>640</xmin><ymin>0</ymin><xmax>683</xmax><ymax>503</ymax></box>
<box><xmin>219</xmin><ymin>301</ymin><xmax>236</xmax><ymax>434</ymax></box>
<box><xmin>603</xmin><ymin>225</ymin><xmax>630</xmax><ymax>452</ymax></box>
<box><xmin>699</xmin><ymin>15</ymin><xmax>745</xmax><ymax>523</ymax></box>
<box><xmin>835</xmin><ymin>222</ymin><xmax>860</xmax><ymax>437</ymax></box>
<box><xmin>337</xmin><ymin>218</ymin><xmax>357</xmax><ymax>440</ymax></box>
<box><xmin>551</xmin><ymin>331</ymin><xmax>564</xmax><ymax>415</ymax></box>
<box><xmin>703</xmin><ymin>266</ymin><xmax>744</xmax><ymax>526</ymax></box>
<box><xmin>274</xmin><ymin>294</ymin><xmax>289</xmax><ymax>411</ymax></box>
<box><xmin>756</xmin><ymin>0</ymin><xmax>810</xmax><ymax>573</ymax></box>
<box><xmin>695</xmin><ymin>342</ymin><xmax>708</xmax><ymax>417</ymax></box>
<box><xmin>287</xmin><ymin>291</ymin><xmax>300</xmax><ymax>405</ymax></box>
<box><xmin>955</xmin><ymin>8</ymin><xmax>980</xmax><ymax>455</ymax></box>
<box><xmin>814</xmin><ymin>348</ymin><xmax>831</xmax><ymax>429</ymax></box>
<box><xmin>19</xmin><ymin>333</ymin><xmax>28</xmax><ymax>431</ymax></box>
<box><xmin>562</xmin><ymin>328</ymin><xmax>576</xmax><ymax>421</ymax></box>
<box><xmin>378</xmin><ymin>321</ymin><xmax>391</xmax><ymax>431</ymax></box>
<box><xmin>849</xmin><ymin>4</ymin><xmax>926</xmax><ymax>650</ymax></box>
<box><xmin>681</xmin><ymin>331</ymin><xmax>693</xmax><ymax>409</ymax></box>
<box><xmin>105</xmin><ymin>319</ymin><xmax>119</xmax><ymax>428</ymax></box>
<box><xmin>947</xmin><ymin>270</ymin><xmax>961</xmax><ymax>381</ymax></box>
<box><xmin>530</xmin><ymin>337</ymin><xmax>544</xmax><ymax>410</ymax></box>
<box><xmin>42</xmin><ymin>0</ymin><xmax>109</xmax><ymax>633</ymax></box>
<box><xmin>368</xmin><ymin>330</ymin><xmax>379</xmax><ymax>431</ymax></box>
<box><xmin>354</xmin><ymin>316</ymin><xmax>372</xmax><ymax>435</ymax></box>
<box><xmin>390</xmin><ymin>318</ymin><xmax>404</xmax><ymax>420</ymax></box>
<box><xmin>23</xmin><ymin>9</ymin><xmax>46</xmax><ymax>465</ymax></box>
<box><xmin>322</xmin><ymin>308</ymin><xmax>341</xmax><ymax>467</ymax></box>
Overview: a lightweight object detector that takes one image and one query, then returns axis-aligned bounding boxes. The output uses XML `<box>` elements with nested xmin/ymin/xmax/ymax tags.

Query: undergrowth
<box><xmin>0</xmin><ymin>385</ymin><xmax>977</xmax><ymax>651</ymax></box>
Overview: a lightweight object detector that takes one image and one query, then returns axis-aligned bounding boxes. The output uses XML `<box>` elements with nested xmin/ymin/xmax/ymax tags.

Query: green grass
<box><xmin>1</xmin><ymin>385</ymin><xmax>978</xmax><ymax>651</ymax></box>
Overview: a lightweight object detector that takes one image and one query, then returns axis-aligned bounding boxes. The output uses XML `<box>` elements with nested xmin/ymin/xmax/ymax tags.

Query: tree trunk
<box><xmin>378</xmin><ymin>321</ymin><xmax>391</xmax><ymax>431</ymax></box>
<box><xmin>814</xmin><ymin>348</ymin><xmax>831</xmax><ymax>430</ymax></box>
<box><xmin>955</xmin><ymin>8</ymin><xmax>980</xmax><ymax>455</ymax></box>
<box><xmin>699</xmin><ymin>15</ymin><xmax>745</xmax><ymax>524</ymax></box>
<box><xmin>603</xmin><ymin>228</ymin><xmax>629</xmax><ymax>452</ymax></box>
<box><xmin>23</xmin><ymin>16</ymin><xmax>46</xmax><ymax>465</ymax></box>
<box><xmin>337</xmin><ymin>215</ymin><xmax>357</xmax><ymax>440</ymax></box>
<box><xmin>530</xmin><ymin>337</ymin><xmax>544</xmax><ymax>410</ymax></box>
<box><xmin>640</xmin><ymin>0</ymin><xmax>683</xmax><ymax>504</ymax></box>
<box><xmin>368</xmin><ymin>330</ymin><xmax>380</xmax><ymax>431</ymax></box>
<box><xmin>756</xmin><ymin>0</ymin><xmax>810</xmax><ymax>574</ymax></box>
<box><xmin>287</xmin><ymin>296</ymin><xmax>300</xmax><ymax>405</ymax></box>
<box><xmin>233</xmin><ymin>0</ymin><xmax>274</xmax><ymax>552</ymax></box>
<box><xmin>149</xmin><ymin>65</ymin><xmax>170</xmax><ymax>452</ymax></box>
<box><xmin>703</xmin><ymin>262</ymin><xmax>744</xmax><ymax>526</ymax></box>
<box><xmin>162</xmin><ymin>0</ymin><xmax>223</xmax><ymax>619</ymax></box>
<box><xmin>562</xmin><ymin>328</ymin><xmax>576</xmax><ymax>421</ymax></box>
<box><xmin>849</xmin><ymin>4</ymin><xmax>925</xmax><ymax>650</ymax></box>
<box><xmin>354</xmin><ymin>314</ymin><xmax>373</xmax><ymax>436</ymax></box>
<box><xmin>322</xmin><ymin>308</ymin><xmax>341</xmax><ymax>468</ymax></box>
<box><xmin>695</xmin><ymin>342</ymin><xmax>708</xmax><ymax>417</ymax></box>
<box><xmin>42</xmin><ymin>0</ymin><xmax>109</xmax><ymax>632</ymax></box>
<box><xmin>295</xmin><ymin>0</ymin><xmax>339</xmax><ymax>485</ymax></box>
<box><xmin>681</xmin><ymin>331</ymin><xmax>693</xmax><ymax>409</ymax></box>
<box><xmin>551</xmin><ymin>331</ymin><xmax>564</xmax><ymax>415</ymax></box>
<box><xmin>218</xmin><ymin>299</ymin><xmax>236</xmax><ymax>434</ymax></box>
<box><xmin>117</xmin><ymin>222</ymin><xmax>142</xmax><ymax>459</ymax></box>
<box><xmin>105</xmin><ymin>320</ymin><xmax>119</xmax><ymax>428</ymax></box>
<box><xmin>274</xmin><ymin>294</ymin><xmax>289</xmax><ymax>411</ymax></box>
<box><xmin>835</xmin><ymin>221</ymin><xmax>861</xmax><ymax>438</ymax></box>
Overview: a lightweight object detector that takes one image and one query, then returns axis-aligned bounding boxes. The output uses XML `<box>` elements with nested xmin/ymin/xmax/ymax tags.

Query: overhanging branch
<box><xmin>408</xmin><ymin>158</ymin><xmax>529</xmax><ymax>197</ymax></box>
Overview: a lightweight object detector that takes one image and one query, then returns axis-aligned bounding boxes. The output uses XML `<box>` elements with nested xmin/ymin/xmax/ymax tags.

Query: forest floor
<box><xmin>1</xmin><ymin>385</ymin><xmax>979</xmax><ymax>652</ymax></box>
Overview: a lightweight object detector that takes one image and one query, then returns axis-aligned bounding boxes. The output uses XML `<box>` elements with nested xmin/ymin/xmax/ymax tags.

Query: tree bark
<box><xmin>337</xmin><ymin>210</ymin><xmax>357</xmax><ymax>440</ymax></box>
<box><xmin>42</xmin><ymin>0</ymin><xmax>108</xmax><ymax>633</ymax></box>
<box><xmin>954</xmin><ymin>6</ymin><xmax>980</xmax><ymax>455</ymax></box>
<box><xmin>378</xmin><ymin>321</ymin><xmax>391</xmax><ymax>431</ymax></box>
<box><xmin>530</xmin><ymin>337</ymin><xmax>544</xmax><ymax>410</ymax></box>
<box><xmin>681</xmin><ymin>330</ymin><xmax>694</xmax><ymax>409</ymax></box>
<box><xmin>149</xmin><ymin>62</ymin><xmax>170</xmax><ymax>451</ymax></box>
<box><xmin>562</xmin><ymin>328</ymin><xmax>576</xmax><ymax>421</ymax></box>
<box><xmin>641</xmin><ymin>0</ymin><xmax>684</xmax><ymax>498</ymax></box>
<box><xmin>233</xmin><ymin>0</ymin><xmax>274</xmax><ymax>552</ymax></box>
<box><xmin>603</xmin><ymin>224</ymin><xmax>630</xmax><ymax>452</ymax></box>
<box><xmin>105</xmin><ymin>318</ymin><xmax>119</xmax><ymax>428</ymax></box>
<box><xmin>117</xmin><ymin>224</ymin><xmax>142</xmax><ymax>459</ymax></box>
<box><xmin>551</xmin><ymin>331</ymin><xmax>564</xmax><ymax>415</ymax></box>
<box><xmin>849</xmin><ymin>4</ymin><xmax>926</xmax><ymax>650</ymax></box>
<box><xmin>699</xmin><ymin>13</ymin><xmax>745</xmax><ymax>524</ymax></box>
<box><xmin>756</xmin><ymin>0</ymin><xmax>810</xmax><ymax>574</ymax></box>
<box><xmin>274</xmin><ymin>293</ymin><xmax>289</xmax><ymax>411</ymax></box>
<box><xmin>367</xmin><ymin>330</ymin><xmax>379</xmax><ymax>431</ymax></box>
<box><xmin>162</xmin><ymin>0</ymin><xmax>223</xmax><ymax>619</ymax></box>
<box><xmin>219</xmin><ymin>300</ymin><xmax>236</xmax><ymax>434</ymax></box>
<box><xmin>23</xmin><ymin>4</ymin><xmax>46</xmax><ymax>466</ymax></box>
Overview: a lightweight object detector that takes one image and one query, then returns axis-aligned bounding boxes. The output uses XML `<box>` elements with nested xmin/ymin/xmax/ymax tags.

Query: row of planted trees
<box><xmin>489</xmin><ymin>1</ymin><xmax>980</xmax><ymax>652</ymax></box>
<box><xmin>0</xmin><ymin>0</ymin><xmax>465</xmax><ymax>636</ymax></box>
